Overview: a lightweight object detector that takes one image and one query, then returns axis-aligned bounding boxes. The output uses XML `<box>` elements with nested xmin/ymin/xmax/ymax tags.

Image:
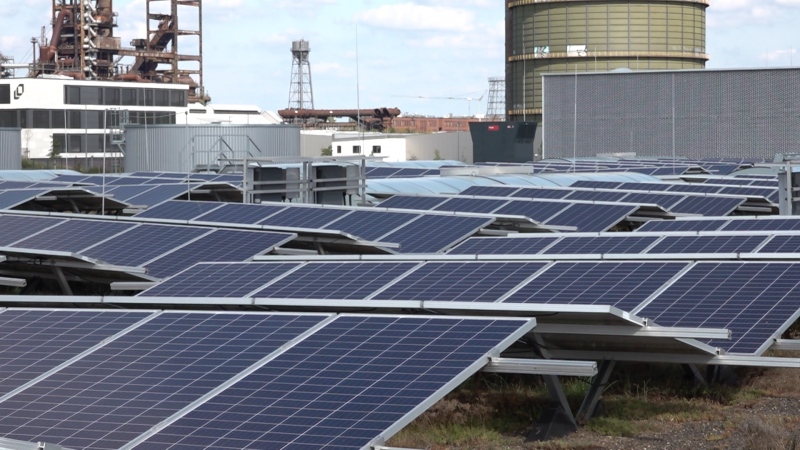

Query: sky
<box><xmin>1</xmin><ymin>0</ymin><xmax>799</xmax><ymax>117</ymax></box>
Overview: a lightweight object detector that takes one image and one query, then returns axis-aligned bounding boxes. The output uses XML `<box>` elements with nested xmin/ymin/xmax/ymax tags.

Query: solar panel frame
<box><xmin>634</xmin><ymin>219</ymin><xmax>731</xmax><ymax>233</ymax></box>
<box><xmin>0</xmin><ymin>216</ymin><xmax>67</xmax><ymax>247</ymax></box>
<box><xmin>0</xmin><ymin>190</ymin><xmax>48</xmax><ymax>210</ymax></box>
<box><xmin>510</xmin><ymin>188</ymin><xmax>573</xmax><ymax>200</ymax></box>
<box><xmin>378</xmin><ymin>195</ymin><xmax>450</xmax><ymax>211</ymax></box>
<box><xmin>433</xmin><ymin>198</ymin><xmax>509</xmax><ymax>214</ymax></box>
<box><xmin>494</xmin><ymin>200</ymin><xmax>571</xmax><ymax>222</ymax></box>
<box><xmin>645</xmin><ymin>235</ymin><xmax>768</xmax><ymax>254</ymax></box>
<box><xmin>134</xmin><ymin>201</ymin><xmax>226</xmax><ymax>221</ymax></box>
<box><xmin>11</xmin><ymin>220</ymin><xmax>136</xmax><ymax>253</ymax></box>
<box><xmin>459</xmin><ymin>186</ymin><xmax>520</xmax><ymax>197</ymax></box>
<box><xmin>669</xmin><ymin>196</ymin><xmax>745</xmax><ymax>216</ymax></box>
<box><xmin>192</xmin><ymin>203</ymin><xmax>288</xmax><ymax>225</ymax></box>
<box><xmin>257</xmin><ymin>207</ymin><xmax>351</xmax><ymax>230</ymax></box>
<box><xmin>757</xmin><ymin>236</ymin><xmax>800</xmax><ymax>253</ymax></box>
<box><xmin>546</xmin><ymin>204</ymin><xmax>637</xmax><ymax>232</ymax></box>
<box><xmin>380</xmin><ymin>215</ymin><xmax>494</xmax><ymax>253</ymax></box>
<box><xmin>722</xmin><ymin>219</ymin><xmax>800</xmax><ymax>232</ymax></box>
<box><xmin>565</xmin><ymin>191</ymin><xmax>630</xmax><ymax>202</ymax></box>
<box><xmin>126</xmin><ymin>184</ymin><xmax>199</xmax><ymax>207</ymax></box>
<box><xmin>80</xmin><ymin>224</ymin><xmax>212</xmax><ymax>267</ymax></box>
<box><xmin>447</xmin><ymin>236</ymin><xmax>561</xmax><ymax>255</ymax></box>
<box><xmin>323</xmin><ymin>210</ymin><xmax>421</xmax><ymax>241</ymax></box>
<box><xmin>543</xmin><ymin>236</ymin><xmax>660</xmax><ymax>255</ymax></box>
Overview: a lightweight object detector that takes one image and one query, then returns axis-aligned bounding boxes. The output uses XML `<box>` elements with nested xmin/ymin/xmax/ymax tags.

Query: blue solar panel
<box><xmin>0</xmin><ymin>190</ymin><xmax>48</xmax><ymax>209</ymax></box>
<box><xmin>635</xmin><ymin>219</ymin><xmax>730</xmax><ymax>233</ymax></box>
<box><xmin>547</xmin><ymin>204</ymin><xmax>637</xmax><ymax>232</ymax></box>
<box><xmin>0</xmin><ymin>312</ymin><xmax>329</xmax><ymax>450</ymax></box>
<box><xmin>543</xmin><ymin>236</ymin><xmax>659</xmax><ymax>255</ymax></box>
<box><xmin>140</xmin><ymin>263</ymin><xmax>301</xmax><ymax>298</ymax></box>
<box><xmin>638</xmin><ymin>262</ymin><xmax>800</xmax><ymax>354</ymax></box>
<box><xmin>126</xmin><ymin>184</ymin><xmax>197</xmax><ymax>207</ymax></box>
<box><xmin>565</xmin><ymin>191</ymin><xmax>629</xmax><ymax>202</ymax></box>
<box><xmin>750</xmin><ymin>180</ymin><xmax>778</xmax><ymax>187</ymax></box>
<box><xmin>757</xmin><ymin>236</ymin><xmax>800</xmax><ymax>253</ymax></box>
<box><xmin>667</xmin><ymin>184</ymin><xmax>723</xmax><ymax>194</ymax></box>
<box><xmin>620</xmin><ymin>193</ymin><xmax>686</xmax><ymax>209</ymax></box>
<box><xmin>253</xmin><ymin>262</ymin><xmax>417</xmax><ymax>299</ymax></box>
<box><xmin>0</xmin><ymin>182</ymin><xmax>44</xmax><ymax>190</ymax></box>
<box><xmin>494</xmin><ymin>200</ymin><xmax>570</xmax><ymax>222</ymax></box>
<box><xmin>382</xmin><ymin>215</ymin><xmax>493</xmax><ymax>253</ymax></box>
<box><xmin>0</xmin><ymin>309</ymin><xmax>150</xmax><ymax>397</ymax></box>
<box><xmin>102</xmin><ymin>185</ymin><xmax>157</xmax><ymax>202</ymax></box>
<box><xmin>434</xmin><ymin>198</ymin><xmax>508</xmax><ymax>214</ymax></box>
<box><xmin>459</xmin><ymin>186</ymin><xmax>520</xmax><ymax>197</ymax></box>
<box><xmin>192</xmin><ymin>203</ymin><xmax>286</xmax><ymax>225</ymax></box>
<box><xmin>374</xmin><ymin>262</ymin><xmax>546</xmax><ymax>302</ymax></box>
<box><xmin>51</xmin><ymin>175</ymin><xmax>90</xmax><ymax>183</ymax></box>
<box><xmin>138</xmin><ymin>316</ymin><xmax>530</xmax><ymax>450</ymax></box>
<box><xmin>144</xmin><ymin>230</ymin><xmax>293</xmax><ymax>278</ymax></box>
<box><xmin>82</xmin><ymin>224</ymin><xmax>210</xmax><ymax>267</ymax></box>
<box><xmin>669</xmin><ymin>196</ymin><xmax>744</xmax><ymax>216</ymax></box>
<box><xmin>618</xmin><ymin>183</ymin><xmax>672</xmax><ymax>191</ymax></box>
<box><xmin>511</xmin><ymin>188</ymin><xmax>573</xmax><ymax>200</ymax></box>
<box><xmin>323</xmin><ymin>210</ymin><xmax>419</xmax><ymax>241</ymax></box>
<box><xmin>718</xmin><ymin>186</ymin><xmax>778</xmax><ymax>200</ymax></box>
<box><xmin>107</xmin><ymin>177</ymin><xmax>149</xmax><ymax>186</ymax></box>
<box><xmin>448</xmin><ymin>236</ymin><xmax>560</xmax><ymax>255</ymax></box>
<box><xmin>379</xmin><ymin>196</ymin><xmax>449</xmax><ymax>210</ymax></box>
<box><xmin>12</xmin><ymin>220</ymin><xmax>135</xmax><ymax>253</ymax></box>
<box><xmin>723</xmin><ymin>219</ymin><xmax>800</xmax><ymax>232</ymax></box>
<box><xmin>646</xmin><ymin>235</ymin><xmax>767</xmax><ymax>254</ymax></box>
<box><xmin>258</xmin><ymin>207</ymin><xmax>350</xmax><ymax>229</ymax></box>
<box><xmin>131</xmin><ymin>172</ymin><xmax>166</xmax><ymax>178</ymax></box>
<box><xmin>135</xmin><ymin>200</ymin><xmax>224</xmax><ymax>221</ymax></box>
<box><xmin>704</xmin><ymin>179</ymin><xmax>755</xmax><ymax>186</ymax></box>
<box><xmin>504</xmin><ymin>262</ymin><xmax>689</xmax><ymax>312</ymax></box>
<box><xmin>0</xmin><ymin>215</ymin><xmax>65</xmax><ymax>246</ymax></box>
<box><xmin>366</xmin><ymin>167</ymin><xmax>402</xmax><ymax>178</ymax></box>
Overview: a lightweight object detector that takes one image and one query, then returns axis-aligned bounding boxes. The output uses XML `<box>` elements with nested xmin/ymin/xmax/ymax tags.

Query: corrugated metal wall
<box><xmin>542</xmin><ymin>68</ymin><xmax>800</xmax><ymax>159</ymax></box>
<box><xmin>124</xmin><ymin>124</ymin><xmax>301</xmax><ymax>172</ymax></box>
<box><xmin>0</xmin><ymin>128</ymin><xmax>22</xmax><ymax>170</ymax></box>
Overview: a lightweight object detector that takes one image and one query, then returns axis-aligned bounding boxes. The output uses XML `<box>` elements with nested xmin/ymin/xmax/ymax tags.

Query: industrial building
<box><xmin>329</xmin><ymin>131</ymin><xmax>472</xmax><ymax>163</ymax></box>
<box><xmin>506</xmin><ymin>0</ymin><xmax>709</xmax><ymax>123</ymax></box>
<box><xmin>541</xmin><ymin>67</ymin><xmax>800</xmax><ymax>160</ymax></box>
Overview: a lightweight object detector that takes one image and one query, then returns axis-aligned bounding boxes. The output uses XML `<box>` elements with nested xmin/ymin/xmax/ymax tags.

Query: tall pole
<box><xmin>672</xmin><ymin>73</ymin><xmax>676</xmax><ymax>175</ymax></box>
<box><xmin>102</xmin><ymin>110</ymin><xmax>106</xmax><ymax>215</ymax></box>
<box><xmin>572</xmin><ymin>65</ymin><xmax>578</xmax><ymax>173</ymax></box>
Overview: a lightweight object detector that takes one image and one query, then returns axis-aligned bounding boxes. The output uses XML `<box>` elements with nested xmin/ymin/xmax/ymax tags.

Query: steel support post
<box><xmin>575</xmin><ymin>360</ymin><xmax>615</xmax><ymax>424</ymax></box>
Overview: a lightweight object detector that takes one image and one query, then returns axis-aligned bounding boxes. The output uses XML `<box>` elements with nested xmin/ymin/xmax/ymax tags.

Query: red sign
<box><xmin>488</xmin><ymin>125</ymin><xmax>500</xmax><ymax>131</ymax></box>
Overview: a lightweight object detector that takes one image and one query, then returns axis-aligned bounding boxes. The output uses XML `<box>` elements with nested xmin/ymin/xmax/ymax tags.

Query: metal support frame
<box><xmin>772</xmin><ymin>339</ymin><xmax>800</xmax><ymax>351</ymax></box>
<box><xmin>575</xmin><ymin>360</ymin><xmax>615</xmax><ymax>424</ymax></box>
<box><xmin>484</xmin><ymin>358</ymin><xmax>597</xmax><ymax>377</ymax></box>
<box><xmin>527</xmin><ymin>374</ymin><xmax>578</xmax><ymax>442</ymax></box>
<box><xmin>51</xmin><ymin>266</ymin><xmax>73</xmax><ymax>296</ymax></box>
<box><xmin>534</xmin><ymin>324</ymin><xmax>730</xmax><ymax>340</ymax></box>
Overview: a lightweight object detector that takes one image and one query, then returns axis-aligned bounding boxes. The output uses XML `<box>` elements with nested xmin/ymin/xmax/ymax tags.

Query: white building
<box><xmin>330</xmin><ymin>132</ymin><xmax>473</xmax><ymax>163</ymax></box>
<box><xmin>0</xmin><ymin>77</ymin><xmax>278</xmax><ymax>161</ymax></box>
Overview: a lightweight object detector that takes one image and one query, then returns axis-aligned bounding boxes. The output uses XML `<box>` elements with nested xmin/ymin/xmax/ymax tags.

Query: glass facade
<box><xmin>64</xmin><ymin>85</ymin><xmax>187</xmax><ymax>107</ymax></box>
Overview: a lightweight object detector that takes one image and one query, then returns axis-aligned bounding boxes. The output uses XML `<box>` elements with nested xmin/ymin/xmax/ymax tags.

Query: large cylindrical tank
<box><xmin>506</xmin><ymin>0</ymin><xmax>709</xmax><ymax>122</ymax></box>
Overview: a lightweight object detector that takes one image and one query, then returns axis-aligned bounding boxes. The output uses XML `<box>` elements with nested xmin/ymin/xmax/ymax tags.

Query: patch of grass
<box><xmin>389</xmin><ymin>423</ymin><xmax>523</xmax><ymax>448</ymax></box>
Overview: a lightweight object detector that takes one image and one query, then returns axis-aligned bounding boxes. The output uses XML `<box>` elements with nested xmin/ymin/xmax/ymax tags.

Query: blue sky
<box><xmin>1</xmin><ymin>0</ymin><xmax>799</xmax><ymax>116</ymax></box>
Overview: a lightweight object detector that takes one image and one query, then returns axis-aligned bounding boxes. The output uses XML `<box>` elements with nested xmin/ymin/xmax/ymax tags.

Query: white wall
<box><xmin>332</xmin><ymin>136</ymin><xmax>408</xmax><ymax>162</ymax></box>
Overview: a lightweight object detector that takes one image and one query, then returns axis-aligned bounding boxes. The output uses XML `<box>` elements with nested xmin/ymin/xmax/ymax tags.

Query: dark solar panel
<box><xmin>619</xmin><ymin>193</ymin><xmax>686</xmax><ymax>209</ymax></box>
<box><xmin>144</xmin><ymin>230</ymin><xmax>293</xmax><ymax>278</ymax></box>
<box><xmin>0</xmin><ymin>312</ymin><xmax>329</xmax><ymax>450</ymax></box>
<box><xmin>382</xmin><ymin>215</ymin><xmax>493</xmax><ymax>253</ymax></box>
<box><xmin>140</xmin><ymin>263</ymin><xmax>301</xmax><ymax>298</ymax></box>
<box><xmin>366</xmin><ymin>167</ymin><xmax>402</xmax><ymax>178</ymax></box>
<box><xmin>565</xmin><ymin>191</ymin><xmax>629</xmax><ymax>202</ymax></box>
<box><xmin>107</xmin><ymin>177</ymin><xmax>149</xmax><ymax>186</ymax></box>
<box><xmin>138</xmin><ymin>316</ymin><xmax>530</xmax><ymax>450</ymax></box>
<box><xmin>634</xmin><ymin>219</ymin><xmax>730</xmax><ymax>233</ymax></box>
<box><xmin>434</xmin><ymin>198</ymin><xmax>508</xmax><ymax>214</ymax></box>
<box><xmin>323</xmin><ymin>210</ymin><xmax>419</xmax><ymax>241</ymax></box>
<box><xmin>0</xmin><ymin>182</ymin><xmax>42</xmax><ymax>190</ymax></box>
<box><xmin>459</xmin><ymin>186</ymin><xmax>519</xmax><ymax>197</ymax></box>
<box><xmin>374</xmin><ymin>262</ymin><xmax>545</xmax><ymax>302</ymax></box>
<box><xmin>51</xmin><ymin>175</ymin><xmax>90</xmax><ymax>183</ymax></box>
<box><xmin>0</xmin><ymin>309</ymin><xmax>150</xmax><ymax>398</ymax></box>
<box><xmin>448</xmin><ymin>236</ymin><xmax>560</xmax><ymax>255</ymax></box>
<box><xmin>102</xmin><ymin>185</ymin><xmax>157</xmax><ymax>202</ymax></box>
<box><xmin>544</xmin><ymin>236</ymin><xmax>659</xmax><ymax>255</ymax></box>
<box><xmin>511</xmin><ymin>188</ymin><xmax>573</xmax><ymax>200</ymax></box>
<box><xmin>82</xmin><ymin>225</ymin><xmax>210</xmax><ymax>267</ymax></box>
<box><xmin>638</xmin><ymin>262</ymin><xmax>800</xmax><ymax>354</ymax></box>
<box><xmin>646</xmin><ymin>235</ymin><xmax>767</xmax><ymax>254</ymax></box>
<box><xmin>131</xmin><ymin>172</ymin><xmax>165</xmax><ymax>178</ymax></box>
<box><xmin>704</xmin><ymin>179</ymin><xmax>755</xmax><ymax>186</ymax></box>
<box><xmin>504</xmin><ymin>261</ymin><xmax>689</xmax><ymax>312</ymax></box>
<box><xmin>494</xmin><ymin>200</ymin><xmax>570</xmax><ymax>222</ymax></box>
<box><xmin>254</xmin><ymin>262</ymin><xmax>417</xmax><ymax>299</ymax></box>
<box><xmin>618</xmin><ymin>183</ymin><xmax>672</xmax><ymax>191</ymax></box>
<box><xmin>669</xmin><ymin>196</ymin><xmax>745</xmax><ymax>216</ymax></box>
<box><xmin>126</xmin><ymin>184</ymin><xmax>197</xmax><ymax>207</ymax></box>
<box><xmin>718</xmin><ymin>186</ymin><xmax>777</xmax><ymax>200</ymax></box>
<box><xmin>12</xmin><ymin>220</ymin><xmax>135</xmax><ymax>253</ymax></box>
<box><xmin>667</xmin><ymin>184</ymin><xmax>723</xmax><ymax>194</ymax></box>
<box><xmin>0</xmin><ymin>190</ymin><xmax>48</xmax><ymax>209</ymax></box>
<box><xmin>258</xmin><ymin>207</ymin><xmax>350</xmax><ymax>229</ymax></box>
<box><xmin>758</xmin><ymin>236</ymin><xmax>800</xmax><ymax>253</ymax></box>
<box><xmin>546</xmin><ymin>204</ymin><xmax>637</xmax><ymax>232</ymax></box>
<box><xmin>135</xmin><ymin>200</ymin><xmax>224</xmax><ymax>221</ymax></box>
<box><xmin>750</xmin><ymin>180</ymin><xmax>778</xmax><ymax>187</ymax></box>
<box><xmin>379</xmin><ymin>195</ymin><xmax>449</xmax><ymax>210</ymax></box>
<box><xmin>0</xmin><ymin>215</ymin><xmax>66</xmax><ymax>246</ymax></box>
<box><xmin>193</xmin><ymin>203</ymin><xmax>286</xmax><ymax>225</ymax></box>
<box><xmin>570</xmin><ymin>181</ymin><xmax>622</xmax><ymax>190</ymax></box>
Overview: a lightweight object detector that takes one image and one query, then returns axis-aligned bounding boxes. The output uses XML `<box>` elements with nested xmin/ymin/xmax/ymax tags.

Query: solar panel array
<box><xmin>636</xmin><ymin>217</ymin><xmax>800</xmax><ymax>233</ymax></box>
<box><xmin>570</xmin><ymin>180</ymin><xmax>779</xmax><ymax>204</ymax></box>
<box><xmin>0</xmin><ymin>309</ymin><xmax>532</xmax><ymax>450</ymax></box>
<box><xmin>476</xmin><ymin>158</ymin><xmax>760</xmax><ymax>176</ymax></box>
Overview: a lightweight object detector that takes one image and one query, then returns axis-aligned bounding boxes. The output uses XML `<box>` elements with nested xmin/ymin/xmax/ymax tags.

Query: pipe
<box><xmin>40</xmin><ymin>9</ymin><xmax>73</xmax><ymax>61</ymax></box>
<box><xmin>114</xmin><ymin>74</ymin><xmax>151</xmax><ymax>83</ymax></box>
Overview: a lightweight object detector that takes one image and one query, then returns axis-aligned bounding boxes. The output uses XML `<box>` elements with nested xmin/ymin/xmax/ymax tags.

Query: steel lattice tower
<box><xmin>288</xmin><ymin>40</ymin><xmax>314</xmax><ymax>112</ymax></box>
<box><xmin>486</xmin><ymin>77</ymin><xmax>506</xmax><ymax>121</ymax></box>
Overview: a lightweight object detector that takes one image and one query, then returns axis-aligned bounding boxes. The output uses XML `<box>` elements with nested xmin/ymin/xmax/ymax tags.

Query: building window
<box><xmin>0</xmin><ymin>85</ymin><xmax>9</xmax><ymax>104</ymax></box>
<box><xmin>372</xmin><ymin>145</ymin><xmax>381</xmax><ymax>154</ymax></box>
<box><xmin>336</xmin><ymin>146</ymin><xmax>342</xmax><ymax>154</ymax></box>
<box><xmin>154</xmin><ymin>90</ymin><xmax>170</xmax><ymax>107</ymax></box>
<box><xmin>0</xmin><ymin>111</ymin><xmax>17</xmax><ymax>127</ymax></box>
<box><xmin>32</xmin><ymin>110</ymin><xmax>50</xmax><ymax>129</ymax></box>
<box><xmin>122</xmin><ymin>88</ymin><xmax>137</xmax><ymax>106</ymax></box>
<box><xmin>104</xmin><ymin>88</ymin><xmax>121</xmax><ymax>106</ymax></box>
<box><xmin>353</xmin><ymin>145</ymin><xmax>361</xmax><ymax>154</ymax></box>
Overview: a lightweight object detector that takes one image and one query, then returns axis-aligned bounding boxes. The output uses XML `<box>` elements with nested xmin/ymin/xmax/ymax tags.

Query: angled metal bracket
<box><xmin>576</xmin><ymin>360</ymin><xmax>615</xmax><ymax>424</ymax></box>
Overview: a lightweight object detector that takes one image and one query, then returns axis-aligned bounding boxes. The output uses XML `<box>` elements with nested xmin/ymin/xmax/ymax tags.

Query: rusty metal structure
<box><xmin>278</xmin><ymin>108</ymin><xmax>401</xmax><ymax>132</ymax></box>
<box><xmin>31</xmin><ymin>0</ymin><xmax>206</xmax><ymax>103</ymax></box>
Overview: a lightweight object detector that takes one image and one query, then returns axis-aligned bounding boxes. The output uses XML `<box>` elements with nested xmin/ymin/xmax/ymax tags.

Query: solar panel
<box><xmin>137</xmin><ymin>315</ymin><xmax>531</xmax><ymax>450</ymax></box>
<box><xmin>379</xmin><ymin>195</ymin><xmax>449</xmax><ymax>210</ymax></box>
<box><xmin>666</xmin><ymin>184</ymin><xmax>723</xmax><ymax>194</ymax></box>
<box><xmin>135</xmin><ymin>200</ymin><xmax>224</xmax><ymax>221</ymax></box>
<box><xmin>0</xmin><ymin>312</ymin><xmax>329</xmax><ymax>450</ymax></box>
<box><xmin>459</xmin><ymin>186</ymin><xmax>519</xmax><ymax>197</ymax></box>
<box><xmin>543</xmin><ymin>236</ymin><xmax>659</xmax><ymax>255</ymax></box>
<box><xmin>646</xmin><ymin>235</ymin><xmax>767</xmax><ymax>254</ymax></box>
<box><xmin>81</xmin><ymin>225</ymin><xmax>210</xmax><ymax>267</ymax></box>
<box><xmin>750</xmin><ymin>180</ymin><xmax>778</xmax><ymax>187</ymax></box>
<box><xmin>704</xmin><ymin>179</ymin><xmax>755</xmax><ymax>186</ymax></box>
<box><xmin>757</xmin><ymin>236</ymin><xmax>800</xmax><ymax>253</ymax></box>
<box><xmin>253</xmin><ymin>262</ymin><xmax>417</xmax><ymax>299</ymax></box>
<box><xmin>107</xmin><ymin>177</ymin><xmax>149</xmax><ymax>186</ymax></box>
<box><xmin>0</xmin><ymin>309</ymin><xmax>150</xmax><ymax>397</ymax></box>
<box><xmin>620</xmin><ymin>193</ymin><xmax>686</xmax><ymax>209</ymax></box>
<box><xmin>510</xmin><ymin>188</ymin><xmax>573</xmax><ymax>200</ymax></box>
<box><xmin>366</xmin><ymin>167</ymin><xmax>402</xmax><ymax>178</ymax></box>
<box><xmin>0</xmin><ymin>190</ymin><xmax>48</xmax><ymax>209</ymax></box>
<box><xmin>566</xmin><ymin>191</ymin><xmax>629</xmax><ymax>202</ymax></box>
<box><xmin>547</xmin><ymin>204</ymin><xmax>637</xmax><ymax>232</ymax></box>
<box><xmin>448</xmin><ymin>236</ymin><xmax>560</xmax><ymax>255</ymax></box>
<box><xmin>722</xmin><ymin>219</ymin><xmax>800</xmax><ymax>232</ymax></box>
<box><xmin>618</xmin><ymin>183</ymin><xmax>672</xmax><ymax>191</ymax></box>
<box><xmin>493</xmin><ymin>200</ymin><xmax>570</xmax><ymax>222</ymax></box>
<box><xmin>101</xmin><ymin>185</ymin><xmax>157</xmax><ymax>202</ymax></box>
<box><xmin>126</xmin><ymin>184</ymin><xmax>197</xmax><ymax>207</ymax></box>
<box><xmin>143</xmin><ymin>230</ymin><xmax>293</xmax><ymax>278</ymax></box>
<box><xmin>12</xmin><ymin>220</ymin><xmax>135</xmax><ymax>253</ymax></box>
<box><xmin>638</xmin><ymin>262</ymin><xmax>800</xmax><ymax>354</ymax></box>
<box><xmin>381</xmin><ymin>215</ymin><xmax>493</xmax><ymax>253</ymax></box>
<box><xmin>504</xmin><ymin>262</ymin><xmax>689</xmax><ymax>312</ymax></box>
<box><xmin>323</xmin><ymin>210</ymin><xmax>419</xmax><ymax>241</ymax></box>
<box><xmin>258</xmin><ymin>207</ymin><xmax>350</xmax><ymax>229</ymax></box>
<box><xmin>51</xmin><ymin>175</ymin><xmax>90</xmax><ymax>183</ymax></box>
<box><xmin>669</xmin><ymin>196</ymin><xmax>744</xmax><ymax>216</ymax></box>
<box><xmin>0</xmin><ymin>216</ymin><xmax>65</xmax><ymax>246</ymax></box>
<box><xmin>373</xmin><ymin>262</ymin><xmax>546</xmax><ymax>302</ymax></box>
<box><xmin>140</xmin><ymin>263</ymin><xmax>301</xmax><ymax>298</ymax></box>
<box><xmin>718</xmin><ymin>186</ymin><xmax>778</xmax><ymax>200</ymax></box>
<box><xmin>434</xmin><ymin>198</ymin><xmax>508</xmax><ymax>214</ymax></box>
<box><xmin>634</xmin><ymin>219</ymin><xmax>730</xmax><ymax>233</ymax></box>
<box><xmin>193</xmin><ymin>203</ymin><xmax>286</xmax><ymax>225</ymax></box>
